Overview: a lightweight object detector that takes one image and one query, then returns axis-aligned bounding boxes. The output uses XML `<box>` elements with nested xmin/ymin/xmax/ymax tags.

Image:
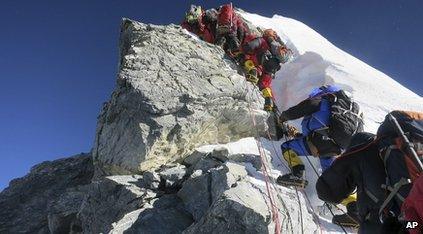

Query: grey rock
<box><xmin>209</xmin><ymin>162</ymin><xmax>247</xmax><ymax>203</ymax></box>
<box><xmin>112</xmin><ymin>195</ymin><xmax>193</xmax><ymax>234</ymax></box>
<box><xmin>211</xmin><ymin>146</ymin><xmax>230</xmax><ymax>162</ymax></box>
<box><xmin>92</xmin><ymin>19</ymin><xmax>268</xmax><ymax>176</ymax></box>
<box><xmin>177</xmin><ymin>171</ymin><xmax>211</xmax><ymax>221</ymax></box>
<box><xmin>0</xmin><ymin>154</ymin><xmax>93</xmax><ymax>234</ymax></box>
<box><xmin>183</xmin><ymin>150</ymin><xmax>206</xmax><ymax>166</ymax></box>
<box><xmin>77</xmin><ymin>175</ymin><xmax>156</xmax><ymax>234</ymax></box>
<box><xmin>229</xmin><ymin>153</ymin><xmax>262</xmax><ymax>171</ymax></box>
<box><xmin>177</xmin><ymin>162</ymin><xmax>247</xmax><ymax>221</ymax></box>
<box><xmin>183</xmin><ymin>182</ymin><xmax>271</xmax><ymax>234</ymax></box>
<box><xmin>143</xmin><ymin>171</ymin><xmax>161</xmax><ymax>190</ymax></box>
<box><xmin>191</xmin><ymin>156</ymin><xmax>221</xmax><ymax>174</ymax></box>
<box><xmin>47</xmin><ymin>186</ymin><xmax>89</xmax><ymax>234</ymax></box>
<box><xmin>159</xmin><ymin>164</ymin><xmax>187</xmax><ymax>188</ymax></box>
<box><xmin>190</xmin><ymin>169</ymin><xmax>203</xmax><ymax>179</ymax></box>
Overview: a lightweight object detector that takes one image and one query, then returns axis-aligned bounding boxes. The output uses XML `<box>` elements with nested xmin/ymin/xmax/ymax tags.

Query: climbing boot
<box><xmin>276</xmin><ymin>165</ymin><xmax>308</xmax><ymax>188</ymax></box>
<box><xmin>332</xmin><ymin>201</ymin><xmax>360</xmax><ymax>228</ymax></box>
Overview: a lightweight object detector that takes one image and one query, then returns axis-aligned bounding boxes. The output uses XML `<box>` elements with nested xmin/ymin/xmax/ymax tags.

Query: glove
<box><xmin>280</xmin><ymin>123</ymin><xmax>301</xmax><ymax>138</ymax></box>
<box><xmin>246</xmin><ymin>68</ymin><xmax>259</xmax><ymax>84</ymax></box>
<box><xmin>287</xmin><ymin>125</ymin><xmax>302</xmax><ymax>138</ymax></box>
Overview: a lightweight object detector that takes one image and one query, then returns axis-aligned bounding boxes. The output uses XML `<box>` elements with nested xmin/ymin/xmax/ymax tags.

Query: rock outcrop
<box><xmin>0</xmin><ymin>154</ymin><xmax>93</xmax><ymax>233</ymax></box>
<box><xmin>92</xmin><ymin>19</ymin><xmax>267</xmax><ymax>176</ymax></box>
<box><xmin>1</xmin><ymin>18</ymin><xmax>316</xmax><ymax>234</ymax></box>
<box><xmin>79</xmin><ymin>147</ymin><xmax>286</xmax><ymax>233</ymax></box>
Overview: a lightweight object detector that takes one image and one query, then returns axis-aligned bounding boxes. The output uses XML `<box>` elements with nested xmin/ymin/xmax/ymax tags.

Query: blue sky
<box><xmin>1</xmin><ymin>0</ymin><xmax>422</xmax><ymax>190</ymax></box>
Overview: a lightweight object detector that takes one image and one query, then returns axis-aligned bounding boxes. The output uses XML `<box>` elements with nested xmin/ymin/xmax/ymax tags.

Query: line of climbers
<box><xmin>181</xmin><ymin>4</ymin><xmax>292</xmax><ymax>112</ymax></box>
<box><xmin>181</xmin><ymin>4</ymin><xmax>423</xmax><ymax>233</ymax></box>
<box><xmin>275</xmin><ymin>85</ymin><xmax>423</xmax><ymax>233</ymax></box>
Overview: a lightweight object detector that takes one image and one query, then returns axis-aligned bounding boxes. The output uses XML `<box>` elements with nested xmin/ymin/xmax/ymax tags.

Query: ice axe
<box><xmin>388</xmin><ymin>113</ymin><xmax>423</xmax><ymax>172</ymax></box>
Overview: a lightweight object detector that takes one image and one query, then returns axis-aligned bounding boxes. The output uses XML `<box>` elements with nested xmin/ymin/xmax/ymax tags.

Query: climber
<box><xmin>181</xmin><ymin>4</ymin><xmax>250</xmax><ymax>55</ymax></box>
<box><xmin>317</xmin><ymin>111</ymin><xmax>423</xmax><ymax>232</ymax></box>
<box><xmin>316</xmin><ymin>132</ymin><xmax>379</xmax><ymax>231</ymax></box>
<box><xmin>241</xmin><ymin>29</ymin><xmax>293</xmax><ymax>111</ymax></box>
<box><xmin>275</xmin><ymin>85</ymin><xmax>363</xmax><ymax>226</ymax></box>
<box><xmin>276</xmin><ymin>85</ymin><xmax>363</xmax><ymax>186</ymax></box>
<box><xmin>181</xmin><ymin>5</ymin><xmax>218</xmax><ymax>44</ymax></box>
<box><xmin>214</xmin><ymin>3</ymin><xmax>251</xmax><ymax>55</ymax></box>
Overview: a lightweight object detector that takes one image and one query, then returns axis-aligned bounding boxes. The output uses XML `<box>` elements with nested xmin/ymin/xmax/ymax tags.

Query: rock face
<box><xmin>1</xmin><ymin>18</ymin><xmax>311</xmax><ymax>234</ymax></box>
<box><xmin>92</xmin><ymin>19</ymin><xmax>267</xmax><ymax>176</ymax></box>
<box><xmin>91</xmin><ymin>149</ymin><xmax>279</xmax><ymax>233</ymax></box>
<box><xmin>0</xmin><ymin>154</ymin><xmax>93</xmax><ymax>234</ymax></box>
<box><xmin>183</xmin><ymin>182</ymin><xmax>271</xmax><ymax>234</ymax></box>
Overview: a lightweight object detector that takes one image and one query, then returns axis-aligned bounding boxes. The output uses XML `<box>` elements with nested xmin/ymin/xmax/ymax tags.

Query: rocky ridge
<box><xmin>0</xmin><ymin>19</ymin><xmax>297</xmax><ymax>234</ymax></box>
<box><xmin>92</xmin><ymin>19</ymin><xmax>268</xmax><ymax>177</ymax></box>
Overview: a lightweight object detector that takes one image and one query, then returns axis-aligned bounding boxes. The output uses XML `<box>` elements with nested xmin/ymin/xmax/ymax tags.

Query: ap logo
<box><xmin>406</xmin><ymin>221</ymin><xmax>419</xmax><ymax>229</ymax></box>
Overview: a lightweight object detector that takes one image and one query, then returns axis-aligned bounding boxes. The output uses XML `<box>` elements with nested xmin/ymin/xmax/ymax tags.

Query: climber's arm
<box><xmin>316</xmin><ymin>154</ymin><xmax>357</xmax><ymax>204</ymax></box>
<box><xmin>279</xmin><ymin>97</ymin><xmax>322</xmax><ymax>121</ymax></box>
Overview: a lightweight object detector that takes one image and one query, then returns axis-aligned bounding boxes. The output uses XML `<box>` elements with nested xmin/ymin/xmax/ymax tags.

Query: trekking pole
<box><xmin>388</xmin><ymin>114</ymin><xmax>423</xmax><ymax>172</ymax></box>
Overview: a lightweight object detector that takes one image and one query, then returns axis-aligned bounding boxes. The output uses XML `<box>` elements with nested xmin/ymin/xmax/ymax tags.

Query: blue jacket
<box><xmin>280</xmin><ymin>85</ymin><xmax>340</xmax><ymax>136</ymax></box>
<box><xmin>301</xmin><ymin>85</ymin><xmax>340</xmax><ymax>135</ymax></box>
<box><xmin>301</xmin><ymin>85</ymin><xmax>341</xmax><ymax>135</ymax></box>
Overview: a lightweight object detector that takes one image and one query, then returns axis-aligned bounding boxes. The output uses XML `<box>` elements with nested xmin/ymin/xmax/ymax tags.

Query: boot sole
<box><xmin>276</xmin><ymin>180</ymin><xmax>308</xmax><ymax>188</ymax></box>
<box><xmin>333</xmin><ymin>222</ymin><xmax>359</xmax><ymax>229</ymax></box>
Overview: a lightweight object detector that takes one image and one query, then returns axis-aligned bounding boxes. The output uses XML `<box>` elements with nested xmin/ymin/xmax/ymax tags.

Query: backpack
<box><xmin>376</xmin><ymin>111</ymin><xmax>423</xmax><ymax>220</ymax></box>
<box><xmin>326</xmin><ymin>90</ymin><xmax>364</xmax><ymax>149</ymax></box>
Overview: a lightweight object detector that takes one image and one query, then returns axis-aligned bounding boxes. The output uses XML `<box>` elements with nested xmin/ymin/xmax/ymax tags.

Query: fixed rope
<box><xmin>264</xmin><ymin>130</ymin><xmax>296</xmax><ymax>233</ymax></box>
<box><xmin>248</xmin><ymin>105</ymin><xmax>282</xmax><ymax>234</ymax></box>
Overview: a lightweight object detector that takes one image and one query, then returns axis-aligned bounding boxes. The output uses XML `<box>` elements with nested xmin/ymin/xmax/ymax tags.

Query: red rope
<box><xmin>248</xmin><ymin>108</ymin><xmax>282</xmax><ymax>234</ymax></box>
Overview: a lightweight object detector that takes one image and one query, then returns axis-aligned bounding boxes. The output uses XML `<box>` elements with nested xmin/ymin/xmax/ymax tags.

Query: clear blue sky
<box><xmin>1</xmin><ymin>0</ymin><xmax>422</xmax><ymax>190</ymax></box>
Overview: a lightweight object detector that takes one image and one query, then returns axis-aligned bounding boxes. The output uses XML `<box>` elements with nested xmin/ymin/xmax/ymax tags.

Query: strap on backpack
<box><xmin>377</xmin><ymin>137</ymin><xmax>416</xmax><ymax>223</ymax></box>
<box><xmin>378</xmin><ymin>177</ymin><xmax>411</xmax><ymax>223</ymax></box>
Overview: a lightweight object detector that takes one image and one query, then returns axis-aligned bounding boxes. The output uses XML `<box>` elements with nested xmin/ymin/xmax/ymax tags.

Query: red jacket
<box><xmin>181</xmin><ymin>11</ymin><xmax>216</xmax><ymax>43</ymax></box>
<box><xmin>242</xmin><ymin>37</ymin><xmax>274</xmax><ymax>94</ymax></box>
<box><xmin>217</xmin><ymin>4</ymin><xmax>248</xmax><ymax>35</ymax></box>
<box><xmin>402</xmin><ymin>175</ymin><xmax>423</xmax><ymax>234</ymax></box>
<box><xmin>242</xmin><ymin>37</ymin><xmax>270</xmax><ymax>57</ymax></box>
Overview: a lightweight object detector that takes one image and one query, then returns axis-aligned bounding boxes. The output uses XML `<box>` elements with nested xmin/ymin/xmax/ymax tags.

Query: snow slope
<box><xmin>241</xmin><ymin>12</ymin><xmax>423</xmax><ymax>132</ymax></box>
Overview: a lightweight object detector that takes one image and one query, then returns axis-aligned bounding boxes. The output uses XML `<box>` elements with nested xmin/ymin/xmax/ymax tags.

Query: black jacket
<box><xmin>316</xmin><ymin>132</ymin><xmax>386</xmax><ymax>233</ymax></box>
<box><xmin>279</xmin><ymin>96</ymin><xmax>323</xmax><ymax>122</ymax></box>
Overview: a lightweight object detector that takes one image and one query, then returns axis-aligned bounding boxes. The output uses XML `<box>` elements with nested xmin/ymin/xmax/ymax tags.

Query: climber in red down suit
<box><xmin>241</xmin><ymin>29</ymin><xmax>293</xmax><ymax>111</ymax></box>
<box><xmin>181</xmin><ymin>5</ymin><xmax>218</xmax><ymax>44</ymax></box>
<box><xmin>181</xmin><ymin>4</ymin><xmax>250</xmax><ymax>55</ymax></box>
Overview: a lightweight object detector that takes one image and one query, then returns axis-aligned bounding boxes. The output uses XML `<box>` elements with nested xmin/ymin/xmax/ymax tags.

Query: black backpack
<box><xmin>376</xmin><ymin>111</ymin><xmax>423</xmax><ymax>219</ymax></box>
<box><xmin>326</xmin><ymin>90</ymin><xmax>364</xmax><ymax>149</ymax></box>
